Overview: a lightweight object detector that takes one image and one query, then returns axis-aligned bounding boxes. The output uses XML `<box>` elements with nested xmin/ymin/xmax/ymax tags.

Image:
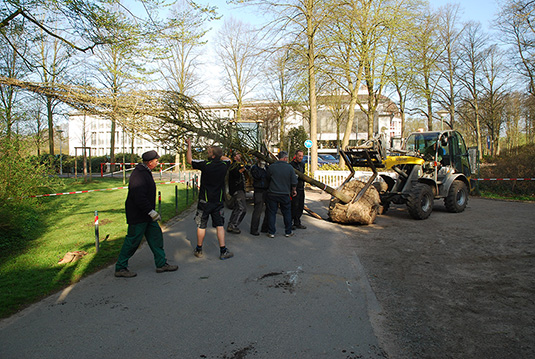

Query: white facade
<box><xmin>68</xmin><ymin>113</ymin><xmax>167</xmax><ymax>157</ymax></box>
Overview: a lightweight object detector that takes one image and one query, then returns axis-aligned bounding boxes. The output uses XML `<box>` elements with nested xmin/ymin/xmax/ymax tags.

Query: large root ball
<box><xmin>328</xmin><ymin>180</ymin><xmax>380</xmax><ymax>225</ymax></box>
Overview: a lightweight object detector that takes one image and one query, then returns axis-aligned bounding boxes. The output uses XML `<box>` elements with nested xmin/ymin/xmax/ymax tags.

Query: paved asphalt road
<box><xmin>0</xmin><ymin>190</ymin><xmax>387</xmax><ymax>359</ymax></box>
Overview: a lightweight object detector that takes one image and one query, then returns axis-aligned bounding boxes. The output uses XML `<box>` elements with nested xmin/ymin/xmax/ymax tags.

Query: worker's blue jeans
<box><xmin>266</xmin><ymin>193</ymin><xmax>292</xmax><ymax>235</ymax></box>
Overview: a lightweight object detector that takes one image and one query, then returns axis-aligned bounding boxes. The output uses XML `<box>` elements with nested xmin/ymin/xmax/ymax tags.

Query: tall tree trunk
<box><xmin>307</xmin><ymin>1</ymin><xmax>318</xmax><ymax>174</ymax></box>
<box><xmin>110</xmin><ymin>117</ymin><xmax>116</xmax><ymax>171</ymax></box>
<box><xmin>279</xmin><ymin>87</ymin><xmax>286</xmax><ymax>151</ymax></box>
<box><xmin>47</xmin><ymin>96</ymin><xmax>54</xmax><ymax>155</ymax></box>
<box><xmin>427</xmin><ymin>97</ymin><xmax>433</xmax><ymax>131</ymax></box>
<box><xmin>341</xmin><ymin>97</ymin><xmax>357</xmax><ymax>150</ymax></box>
<box><xmin>474</xmin><ymin>102</ymin><xmax>482</xmax><ymax>160</ymax></box>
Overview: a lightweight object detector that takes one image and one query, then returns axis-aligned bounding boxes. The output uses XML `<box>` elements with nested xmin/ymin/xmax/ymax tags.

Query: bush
<box><xmin>285</xmin><ymin>126</ymin><xmax>308</xmax><ymax>156</ymax></box>
<box><xmin>479</xmin><ymin>144</ymin><xmax>535</xmax><ymax>198</ymax></box>
<box><xmin>115</xmin><ymin>152</ymin><xmax>141</xmax><ymax>164</ymax></box>
<box><xmin>0</xmin><ymin>138</ymin><xmax>54</xmax><ymax>254</ymax></box>
<box><xmin>159</xmin><ymin>153</ymin><xmax>176</xmax><ymax>164</ymax></box>
<box><xmin>0</xmin><ymin>138</ymin><xmax>54</xmax><ymax>202</ymax></box>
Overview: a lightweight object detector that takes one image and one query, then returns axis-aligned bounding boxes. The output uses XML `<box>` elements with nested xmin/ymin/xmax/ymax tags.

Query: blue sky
<box><xmin>428</xmin><ymin>0</ymin><xmax>500</xmax><ymax>31</ymax></box>
<box><xmin>202</xmin><ymin>0</ymin><xmax>501</xmax><ymax>31</ymax></box>
<box><xmin>197</xmin><ymin>1</ymin><xmax>502</xmax><ymax>96</ymax></box>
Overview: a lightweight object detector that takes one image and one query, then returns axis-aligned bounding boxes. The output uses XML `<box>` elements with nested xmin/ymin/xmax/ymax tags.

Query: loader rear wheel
<box><xmin>406</xmin><ymin>183</ymin><xmax>434</xmax><ymax>220</ymax></box>
<box><xmin>445</xmin><ymin>180</ymin><xmax>468</xmax><ymax>213</ymax></box>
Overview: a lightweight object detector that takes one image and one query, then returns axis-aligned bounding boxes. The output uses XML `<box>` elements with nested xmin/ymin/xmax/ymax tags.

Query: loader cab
<box><xmin>405</xmin><ymin>131</ymin><xmax>442</xmax><ymax>159</ymax></box>
<box><xmin>405</xmin><ymin>130</ymin><xmax>471</xmax><ymax>177</ymax></box>
<box><xmin>446</xmin><ymin>131</ymin><xmax>471</xmax><ymax>178</ymax></box>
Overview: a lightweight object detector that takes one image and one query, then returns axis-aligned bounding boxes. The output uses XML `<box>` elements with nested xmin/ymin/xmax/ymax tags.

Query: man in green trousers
<box><xmin>115</xmin><ymin>150</ymin><xmax>178</xmax><ymax>278</ymax></box>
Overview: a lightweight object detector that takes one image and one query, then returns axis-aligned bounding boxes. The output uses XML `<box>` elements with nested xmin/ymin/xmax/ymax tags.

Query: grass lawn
<box><xmin>0</xmin><ymin>176</ymin><xmax>197</xmax><ymax>318</ymax></box>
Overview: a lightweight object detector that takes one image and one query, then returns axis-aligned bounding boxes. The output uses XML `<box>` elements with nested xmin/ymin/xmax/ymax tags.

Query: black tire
<box><xmin>444</xmin><ymin>180</ymin><xmax>468</xmax><ymax>213</ymax></box>
<box><xmin>379</xmin><ymin>200</ymin><xmax>390</xmax><ymax>215</ymax></box>
<box><xmin>406</xmin><ymin>183</ymin><xmax>434</xmax><ymax>220</ymax></box>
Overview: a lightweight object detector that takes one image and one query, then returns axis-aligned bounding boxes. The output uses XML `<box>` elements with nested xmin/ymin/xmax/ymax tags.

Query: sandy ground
<box><xmin>305</xmin><ymin>188</ymin><xmax>535</xmax><ymax>359</ymax></box>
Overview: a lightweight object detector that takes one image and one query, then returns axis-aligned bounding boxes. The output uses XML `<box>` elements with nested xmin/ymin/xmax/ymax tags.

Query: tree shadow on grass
<box><xmin>0</xmin><ymin>235</ymin><xmax>126</xmax><ymax>319</ymax></box>
<box><xmin>0</xmin><ymin>200</ymin><xmax>51</xmax><ymax>259</ymax></box>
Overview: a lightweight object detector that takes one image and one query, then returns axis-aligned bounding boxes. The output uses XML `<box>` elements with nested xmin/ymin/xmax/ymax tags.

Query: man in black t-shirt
<box><xmin>187</xmin><ymin>139</ymin><xmax>234</xmax><ymax>260</ymax></box>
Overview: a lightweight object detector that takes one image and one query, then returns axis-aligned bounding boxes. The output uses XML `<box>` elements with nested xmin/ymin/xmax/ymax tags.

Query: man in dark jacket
<box><xmin>187</xmin><ymin>139</ymin><xmax>234</xmax><ymax>260</ymax></box>
<box><xmin>249</xmin><ymin>159</ymin><xmax>269</xmax><ymax>235</ymax></box>
<box><xmin>115</xmin><ymin>150</ymin><xmax>178</xmax><ymax>277</ymax></box>
<box><xmin>266</xmin><ymin>151</ymin><xmax>297</xmax><ymax>238</ymax></box>
<box><xmin>290</xmin><ymin>150</ymin><xmax>307</xmax><ymax>229</ymax></box>
<box><xmin>227</xmin><ymin>152</ymin><xmax>247</xmax><ymax>234</ymax></box>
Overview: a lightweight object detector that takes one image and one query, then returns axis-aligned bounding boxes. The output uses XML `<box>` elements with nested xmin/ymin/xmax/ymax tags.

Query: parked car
<box><xmin>302</xmin><ymin>155</ymin><xmax>329</xmax><ymax>166</ymax></box>
<box><xmin>318</xmin><ymin>154</ymin><xmax>339</xmax><ymax>164</ymax></box>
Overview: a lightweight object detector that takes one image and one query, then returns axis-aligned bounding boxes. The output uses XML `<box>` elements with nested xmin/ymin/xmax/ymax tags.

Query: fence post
<box><xmin>175</xmin><ymin>185</ymin><xmax>178</xmax><ymax>215</ymax></box>
<box><xmin>94</xmin><ymin>210</ymin><xmax>100</xmax><ymax>253</ymax></box>
<box><xmin>186</xmin><ymin>181</ymin><xmax>189</xmax><ymax>204</ymax></box>
<box><xmin>158</xmin><ymin>191</ymin><xmax>161</xmax><ymax>215</ymax></box>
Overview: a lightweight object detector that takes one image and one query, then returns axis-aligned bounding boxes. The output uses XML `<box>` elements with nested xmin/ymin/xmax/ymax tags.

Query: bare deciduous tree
<box><xmin>435</xmin><ymin>3</ymin><xmax>465</xmax><ymax>130</ymax></box>
<box><xmin>411</xmin><ymin>8</ymin><xmax>443</xmax><ymax>131</ymax></box>
<box><xmin>458</xmin><ymin>22</ymin><xmax>488</xmax><ymax>159</ymax></box>
<box><xmin>265</xmin><ymin>45</ymin><xmax>301</xmax><ymax>150</ymax></box>
<box><xmin>232</xmin><ymin>0</ymin><xmax>331</xmax><ymax>173</ymax></box>
<box><xmin>159</xmin><ymin>0</ymin><xmax>213</xmax><ymax>98</ymax></box>
<box><xmin>497</xmin><ymin>0</ymin><xmax>535</xmax><ymax>96</ymax></box>
<box><xmin>214</xmin><ymin>17</ymin><xmax>261</xmax><ymax>122</ymax></box>
<box><xmin>0</xmin><ymin>21</ymin><xmax>28</xmax><ymax>138</ymax></box>
<box><xmin>34</xmin><ymin>23</ymin><xmax>74</xmax><ymax>155</ymax></box>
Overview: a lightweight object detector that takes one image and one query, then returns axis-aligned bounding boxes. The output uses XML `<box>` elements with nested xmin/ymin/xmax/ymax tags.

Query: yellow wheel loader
<box><xmin>339</xmin><ymin>130</ymin><xmax>472</xmax><ymax>220</ymax></box>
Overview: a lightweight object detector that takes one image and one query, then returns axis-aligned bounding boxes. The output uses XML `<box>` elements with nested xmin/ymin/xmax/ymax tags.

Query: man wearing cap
<box><xmin>115</xmin><ymin>150</ymin><xmax>178</xmax><ymax>277</ymax></box>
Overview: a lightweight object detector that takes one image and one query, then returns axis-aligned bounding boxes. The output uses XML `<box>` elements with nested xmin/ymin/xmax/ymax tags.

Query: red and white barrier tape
<box><xmin>476</xmin><ymin>178</ymin><xmax>535</xmax><ymax>181</ymax></box>
<box><xmin>30</xmin><ymin>180</ymin><xmax>188</xmax><ymax>198</ymax></box>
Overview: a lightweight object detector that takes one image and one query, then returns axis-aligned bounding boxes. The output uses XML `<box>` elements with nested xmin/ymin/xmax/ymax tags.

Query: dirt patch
<box><xmin>306</xmin><ymin>188</ymin><xmax>535</xmax><ymax>359</ymax></box>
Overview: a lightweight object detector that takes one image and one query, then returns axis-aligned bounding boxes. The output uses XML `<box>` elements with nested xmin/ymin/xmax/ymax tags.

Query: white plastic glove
<box><xmin>148</xmin><ymin>209</ymin><xmax>161</xmax><ymax>222</ymax></box>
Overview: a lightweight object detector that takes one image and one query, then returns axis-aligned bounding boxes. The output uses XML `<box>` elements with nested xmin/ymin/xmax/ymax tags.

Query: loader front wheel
<box><xmin>444</xmin><ymin>180</ymin><xmax>468</xmax><ymax>213</ymax></box>
<box><xmin>406</xmin><ymin>183</ymin><xmax>434</xmax><ymax>220</ymax></box>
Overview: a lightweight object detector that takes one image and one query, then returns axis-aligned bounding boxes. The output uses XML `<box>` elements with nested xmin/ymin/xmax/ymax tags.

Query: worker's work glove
<box><xmin>148</xmin><ymin>209</ymin><xmax>161</xmax><ymax>222</ymax></box>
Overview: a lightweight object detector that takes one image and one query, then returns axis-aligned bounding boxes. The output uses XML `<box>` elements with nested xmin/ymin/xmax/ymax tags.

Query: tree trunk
<box><xmin>307</xmin><ymin>2</ymin><xmax>318</xmax><ymax>174</ymax></box>
<box><xmin>475</xmin><ymin>103</ymin><xmax>482</xmax><ymax>160</ymax></box>
<box><xmin>426</xmin><ymin>86</ymin><xmax>433</xmax><ymax>131</ymax></box>
<box><xmin>47</xmin><ymin>97</ymin><xmax>54</xmax><ymax>155</ymax></box>
<box><xmin>341</xmin><ymin>94</ymin><xmax>358</xmax><ymax>151</ymax></box>
<box><xmin>110</xmin><ymin>117</ymin><xmax>116</xmax><ymax>170</ymax></box>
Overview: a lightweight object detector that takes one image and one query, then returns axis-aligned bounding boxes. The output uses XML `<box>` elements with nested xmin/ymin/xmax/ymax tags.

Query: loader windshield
<box><xmin>405</xmin><ymin>132</ymin><xmax>440</xmax><ymax>155</ymax></box>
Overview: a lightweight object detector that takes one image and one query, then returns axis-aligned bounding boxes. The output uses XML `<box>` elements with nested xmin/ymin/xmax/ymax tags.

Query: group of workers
<box><xmin>114</xmin><ymin>142</ymin><xmax>307</xmax><ymax>278</ymax></box>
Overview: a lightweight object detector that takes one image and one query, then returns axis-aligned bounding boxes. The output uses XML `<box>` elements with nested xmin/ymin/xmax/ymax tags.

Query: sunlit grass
<box><xmin>479</xmin><ymin>190</ymin><xmax>535</xmax><ymax>202</ymax></box>
<box><xmin>0</xmin><ymin>177</ymin><xmax>196</xmax><ymax>318</ymax></box>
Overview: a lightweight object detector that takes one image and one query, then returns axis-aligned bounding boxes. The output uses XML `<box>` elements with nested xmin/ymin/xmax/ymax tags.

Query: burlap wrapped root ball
<box><xmin>328</xmin><ymin>180</ymin><xmax>381</xmax><ymax>225</ymax></box>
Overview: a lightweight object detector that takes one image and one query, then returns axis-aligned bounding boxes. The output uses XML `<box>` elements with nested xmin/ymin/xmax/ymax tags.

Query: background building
<box><xmin>68</xmin><ymin>112</ymin><xmax>168</xmax><ymax>157</ymax></box>
<box><xmin>67</xmin><ymin>89</ymin><xmax>401</xmax><ymax>156</ymax></box>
